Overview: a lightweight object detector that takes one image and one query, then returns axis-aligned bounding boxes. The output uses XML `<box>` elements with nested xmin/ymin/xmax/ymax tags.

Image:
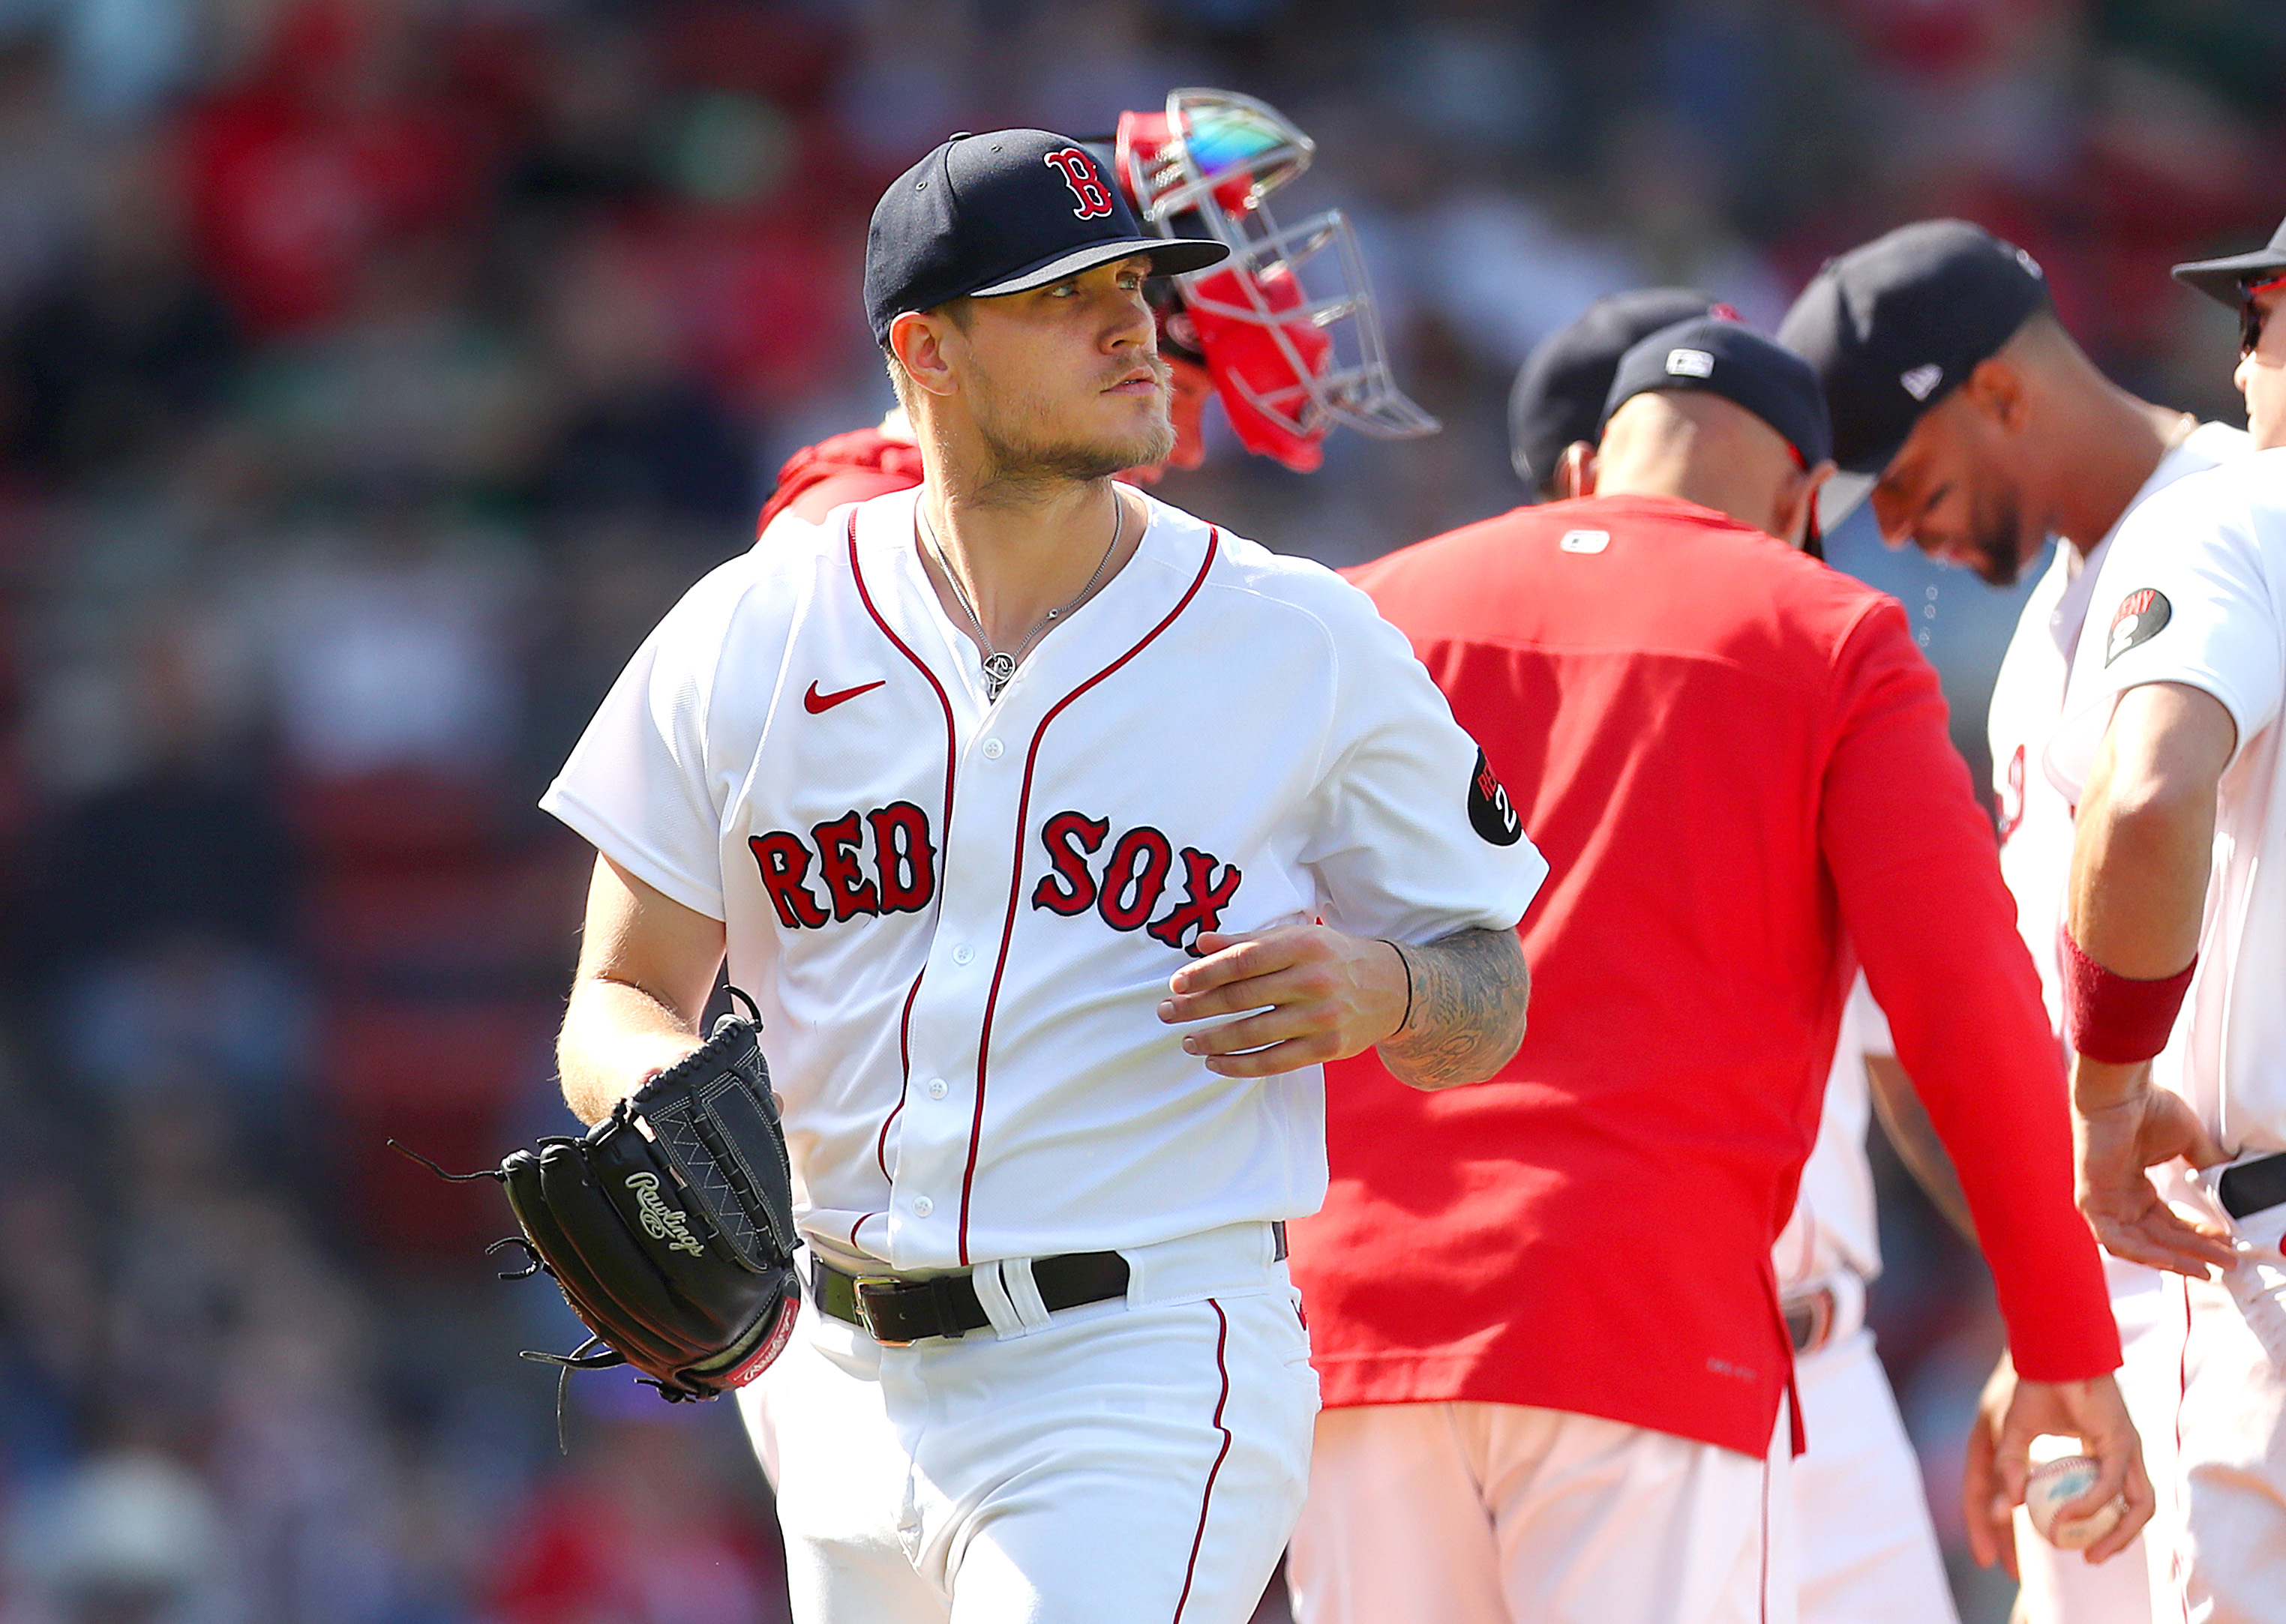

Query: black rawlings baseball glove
<box><xmin>404</xmin><ymin>990</ymin><xmax>802</xmax><ymax>1403</ymax></box>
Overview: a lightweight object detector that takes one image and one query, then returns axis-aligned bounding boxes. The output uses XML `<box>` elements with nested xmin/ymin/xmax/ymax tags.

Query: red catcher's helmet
<box><xmin>1115</xmin><ymin>89</ymin><xmax>1437</xmax><ymax>472</ymax></box>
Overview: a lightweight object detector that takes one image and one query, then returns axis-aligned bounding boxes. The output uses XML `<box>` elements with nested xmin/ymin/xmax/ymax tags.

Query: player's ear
<box><xmin>890</xmin><ymin>310</ymin><xmax>960</xmax><ymax>403</ymax></box>
<box><xmin>1556</xmin><ymin>440</ymin><xmax>1597</xmax><ymax>499</ymax></box>
<box><xmin>1964</xmin><ymin>353</ymin><xmax>2026</xmax><ymax>430</ymax></box>
<box><xmin>1778</xmin><ymin>460</ymin><xmax>1836</xmax><ymax>551</ymax></box>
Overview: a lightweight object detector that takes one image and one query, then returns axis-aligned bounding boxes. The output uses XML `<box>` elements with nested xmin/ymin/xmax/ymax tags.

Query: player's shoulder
<box><xmin>654</xmin><ymin>504</ymin><xmax>854</xmax><ymax>661</ymax></box>
<box><xmin>1142</xmin><ymin>493</ymin><xmax>1378</xmax><ymax>624</ymax></box>
<box><xmin>2182</xmin><ymin>418</ymin><xmax>2254</xmax><ymax>472</ymax></box>
<box><xmin>2114</xmin><ymin>445</ymin><xmax>2286</xmax><ymax>562</ymax></box>
<box><xmin>1353</xmin><ymin>493</ymin><xmax>1887</xmax><ymax>630</ymax></box>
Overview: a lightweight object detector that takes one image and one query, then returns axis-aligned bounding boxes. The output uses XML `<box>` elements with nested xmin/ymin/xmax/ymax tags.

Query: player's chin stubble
<box><xmin>974</xmin><ymin>369</ymin><xmax>1177</xmax><ymax>487</ymax></box>
<box><xmin>1968</xmin><ymin>487</ymin><xmax>2029</xmax><ymax>588</ymax></box>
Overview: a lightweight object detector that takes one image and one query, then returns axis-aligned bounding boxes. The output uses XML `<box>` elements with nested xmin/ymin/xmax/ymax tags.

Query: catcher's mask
<box><xmin>1113</xmin><ymin>88</ymin><xmax>1437</xmax><ymax>472</ymax></box>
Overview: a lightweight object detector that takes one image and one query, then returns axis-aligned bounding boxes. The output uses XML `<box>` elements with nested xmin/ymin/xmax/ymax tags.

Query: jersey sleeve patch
<box><xmin>1467</xmin><ymin>748</ymin><xmax>1523</xmax><ymax>846</ymax></box>
<box><xmin>2104</xmin><ymin>588</ymin><xmax>2171</xmax><ymax>665</ymax></box>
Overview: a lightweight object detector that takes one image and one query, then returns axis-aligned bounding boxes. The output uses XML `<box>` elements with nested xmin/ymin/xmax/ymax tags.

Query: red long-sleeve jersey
<box><xmin>1294</xmin><ymin>493</ymin><xmax>2119</xmax><ymax>1456</ymax></box>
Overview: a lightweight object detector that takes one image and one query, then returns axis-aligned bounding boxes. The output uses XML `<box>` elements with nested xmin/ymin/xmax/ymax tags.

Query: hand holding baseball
<box><xmin>2024</xmin><ymin>1437</ymin><xmax>2128</xmax><ymax>1551</ymax></box>
<box><xmin>1983</xmin><ymin>1369</ymin><xmax>2152</xmax><ymax>1566</ymax></box>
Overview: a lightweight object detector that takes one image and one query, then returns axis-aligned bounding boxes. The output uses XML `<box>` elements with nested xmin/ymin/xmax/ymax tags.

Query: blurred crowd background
<box><xmin>0</xmin><ymin>0</ymin><xmax>2276</xmax><ymax>1620</ymax></box>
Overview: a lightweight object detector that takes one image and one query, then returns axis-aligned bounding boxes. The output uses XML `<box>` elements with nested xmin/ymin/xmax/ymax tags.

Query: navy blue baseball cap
<box><xmin>865</xmin><ymin>129</ymin><xmax>1228</xmax><ymax>347</ymax></box>
<box><xmin>1777</xmin><ymin>220</ymin><xmax>2048</xmax><ymax>478</ymax></box>
<box><xmin>1509</xmin><ymin>288</ymin><xmax>1720</xmax><ymax>493</ymax></box>
<box><xmin>1603</xmin><ymin>318</ymin><xmax>1834</xmax><ymax>469</ymax></box>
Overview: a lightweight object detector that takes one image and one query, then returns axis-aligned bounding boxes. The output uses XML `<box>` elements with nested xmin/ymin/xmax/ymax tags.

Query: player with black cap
<box><xmin>1284</xmin><ymin>316</ymin><xmax>2144</xmax><ymax>1624</ymax></box>
<box><xmin>1506</xmin><ymin>288</ymin><xmax>1724</xmax><ymax>498</ymax></box>
<box><xmin>2031</xmin><ymin>213</ymin><xmax>2286</xmax><ymax>1624</ymax></box>
<box><xmin>541</xmin><ymin>126</ymin><xmax>1546</xmax><ymax>1624</ymax></box>
<box><xmin>1780</xmin><ymin>222</ymin><xmax>2251</xmax><ymax>1623</ymax></box>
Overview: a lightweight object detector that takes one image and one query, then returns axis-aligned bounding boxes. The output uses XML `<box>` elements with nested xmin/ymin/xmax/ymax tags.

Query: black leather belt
<box><xmin>1784</xmin><ymin>1284</ymin><xmax>1838</xmax><ymax>1356</ymax></box>
<box><xmin>2219</xmin><ymin>1151</ymin><xmax>2286</xmax><ymax>1220</ymax></box>
<box><xmin>816</xmin><ymin>1222</ymin><xmax>1286</xmax><ymax>1346</ymax></box>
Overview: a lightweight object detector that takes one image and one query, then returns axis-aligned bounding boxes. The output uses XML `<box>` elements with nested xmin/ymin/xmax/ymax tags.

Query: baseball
<box><xmin>2024</xmin><ymin>1452</ymin><xmax>2125</xmax><ymax>1550</ymax></box>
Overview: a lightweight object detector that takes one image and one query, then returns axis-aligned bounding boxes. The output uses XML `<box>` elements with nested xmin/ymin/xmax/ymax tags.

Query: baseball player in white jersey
<box><xmin>540</xmin><ymin>127</ymin><xmax>1545</xmax><ymax>1624</ymax></box>
<box><xmin>1782</xmin><ymin>220</ymin><xmax>2250</xmax><ymax>1623</ymax></box>
<box><xmin>2042</xmin><ymin>215</ymin><xmax>2286</xmax><ymax>1624</ymax></box>
<box><xmin>1508</xmin><ymin>290</ymin><xmax>1958</xmax><ymax>1624</ymax></box>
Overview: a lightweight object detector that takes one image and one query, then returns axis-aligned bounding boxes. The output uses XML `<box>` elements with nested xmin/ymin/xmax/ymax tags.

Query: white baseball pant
<box><xmin>2012</xmin><ymin>1260</ymin><xmax>2167</xmax><ymax>1624</ymax></box>
<box><xmin>2122</xmin><ymin>1265</ymin><xmax>2286</xmax><ymax>1624</ymax></box>
<box><xmin>1283</xmin><ymin>1397</ymin><xmax>1793</xmax><ymax>1624</ymax></box>
<box><xmin>1790</xmin><ymin>1318</ymin><xmax>1958</xmax><ymax>1624</ymax></box>
<box><xmin>738</xmin><ymin>1223</ymin><xmax>1316</xmax><ymax>1624</ymax></box>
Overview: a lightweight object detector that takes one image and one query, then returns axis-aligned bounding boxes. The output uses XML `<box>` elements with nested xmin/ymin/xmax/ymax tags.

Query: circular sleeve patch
<box><xmin>1467</xmin><ymin>748</ymin><xmax>1522</xmax><ymax>846</ymax></box>
<box><xmin>2105</xmin><ymin>588</ymin><xmax>2171</xmax><ymax>665</ymax></box>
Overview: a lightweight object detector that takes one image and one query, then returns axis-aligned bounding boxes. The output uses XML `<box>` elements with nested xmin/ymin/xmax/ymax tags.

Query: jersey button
<box><xmin>913</xmin><ymin>1196</ymin><xmax>934</xmax><ymax>1217</ymax></box>
<box><xmin>927</xmin><ymin>1078</ymin><xmax>948</xmax><ymax>1099</ymax></box>
<box><xmin>982</xmin><ymin>738</ymin><xmax>1004</xmax><ymax>760</ymax></box>
<box><xmin>952</xmin><ymin>944</ymin><xmax>975</xmax><ymax>965</ymax></box>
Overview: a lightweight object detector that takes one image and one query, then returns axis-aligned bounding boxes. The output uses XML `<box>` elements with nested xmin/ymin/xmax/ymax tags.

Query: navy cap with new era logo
<box><xmin>865</xmin><ymin>129</ymin><xmax>1228</xmax><ymax>347</ymax></box>
<box><xmin>1777</xmin><ymin>220</ymin><xmax>2048</xmax><ymax>477</ymax></box>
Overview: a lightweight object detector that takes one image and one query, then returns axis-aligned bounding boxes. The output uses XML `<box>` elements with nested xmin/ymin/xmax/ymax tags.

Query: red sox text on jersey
<box><xmin>749</xmin><ymin>805</ymin><xmax>1244</xmax><ymax>951</ymax></box>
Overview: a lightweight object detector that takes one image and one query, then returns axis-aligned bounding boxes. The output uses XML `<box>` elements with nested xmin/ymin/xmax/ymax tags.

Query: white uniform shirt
<box><xmin>2049</xmin><ymin>446</ymin><xmax>2286</xmax><ymax>1152</ymax></box>
<box><xmin>1993</xmin><ymin>422</ymin><xmax>2248</xmax><ymax>1032</ymax></box>
<box><xmin>544</xmin><ymin>487</ymin><xmax>1550</xmax><ymax>1273</ymax></box>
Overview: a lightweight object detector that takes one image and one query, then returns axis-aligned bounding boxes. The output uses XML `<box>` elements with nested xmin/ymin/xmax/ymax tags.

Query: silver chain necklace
<box><xmin>916</xmin><ymin>494</ymin><xmax>1124</xmax><ymax>701</ymax></box>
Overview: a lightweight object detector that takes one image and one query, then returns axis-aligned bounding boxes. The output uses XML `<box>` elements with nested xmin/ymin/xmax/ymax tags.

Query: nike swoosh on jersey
<box><xmin>804</xmin><ymin>679</ymin><xmax>886</xmax><ymax>714</ymax></box>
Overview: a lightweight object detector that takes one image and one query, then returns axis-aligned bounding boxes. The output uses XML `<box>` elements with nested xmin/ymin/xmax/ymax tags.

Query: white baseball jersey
<box><xmin>2044</xmin><ymin>445</ymin><xmax>2286</xmax><ymax>1624</ymax></box>
<box><xmin>542</xmin><ymin>485</ymin><xmax>1549</xmax><ymax>1274</ymax></box>
<box><xmin>1992</xmin><ymin>423</ymin><xmax>2248</xmax><ymax>1033</ymax></box>
<box><xmin>1988</xmin><ymin>424</ymin><xmax>2246</xmax><ymax>1624</ymax></box>
<box><xmin>2049</xmin><ymin>445</ymin><xmax>2286</xmax><ymax>1151</ymax></box>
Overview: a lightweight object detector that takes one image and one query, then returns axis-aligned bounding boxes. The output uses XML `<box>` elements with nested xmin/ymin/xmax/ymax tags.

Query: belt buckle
<box><xmin>1784</xmin><ymin>1285</ymin><xmax>1836</xmax><ymax>1356</ymax></box>
<box><xmin>852</xmin><ymin>1276</ymin><xmax>916</xmax><ymax>1347</ymax></box>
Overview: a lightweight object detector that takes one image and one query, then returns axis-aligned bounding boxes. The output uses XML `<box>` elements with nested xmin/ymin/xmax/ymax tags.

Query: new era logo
<box><xmin>1900</xmin><ymin>364</ymin><xmax>1943</xmax><ymax>400</ymax></box>
<box><xmin>1666</xmin><ymin>348</ymin><xmax>1715</xmax><ymax>378</ymax></box>
<box><xmin>1559</xmin><ymin>529</ymin><xmax>1610</xmax><ymax>553</ymax></box>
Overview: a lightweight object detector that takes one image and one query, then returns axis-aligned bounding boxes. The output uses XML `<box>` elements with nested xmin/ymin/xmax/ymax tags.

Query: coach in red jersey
<box><xmin>1283</xmin><ymin>318</ymin><xmax>2144</xmax><ymax>1624</ymax></box>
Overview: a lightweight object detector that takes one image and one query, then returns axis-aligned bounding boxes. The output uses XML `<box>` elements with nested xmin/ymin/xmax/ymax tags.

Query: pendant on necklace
<box><xmin>982</xmin><ymin>650</ymin><xmax>1018</xmax><ymax>700</ymax></box>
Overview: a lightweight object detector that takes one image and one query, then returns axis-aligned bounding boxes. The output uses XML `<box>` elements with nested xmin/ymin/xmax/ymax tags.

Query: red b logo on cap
<box><xmin>1044</xmin><ymin>147</ymin><xmax>1114</xmax><ymax>220</ymax></box>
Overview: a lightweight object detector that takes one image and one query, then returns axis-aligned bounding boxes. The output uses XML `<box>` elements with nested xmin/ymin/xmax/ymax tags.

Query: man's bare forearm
<box><xmin>1866</xmin><ymin>1053</ymin><xmax>1977</xmax><ymax>1242</ymax></box>
<box><xmin>1378</xmin><ymin>927</ymin><xmax>1530</xmax><ymax>1090</ymax></box>
<box><xmin>558</xmin><ymin>975</ymin><xmax>712</xmax><ymax>1124</ymax></box>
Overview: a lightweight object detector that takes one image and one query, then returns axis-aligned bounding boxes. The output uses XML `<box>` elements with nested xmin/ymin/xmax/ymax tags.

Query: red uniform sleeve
<box><xmin>1819</xmin><ymin>597</ymin><xmax>2121</xmax><ymax>1381</ymax></box>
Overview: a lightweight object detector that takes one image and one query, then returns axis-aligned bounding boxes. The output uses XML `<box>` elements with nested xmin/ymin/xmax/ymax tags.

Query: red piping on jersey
<box><xmin>848</xmin><ymin>509</ymin><xmax>959</xmax><ymax>1210</ymax></box>
<box><xmin>1172</xmin><ymin>1297</ymin><xmax>1234</xmax><ymax>1624</ymax></box>
<box><xmin>2175</xmin><ymin>1275</ymin><xmax>2191</xmax><ymax>1624</ymax></box>
<box><xmin>958</xmin><ymin>529</ymin><xmax>1220</xmax><ymax>1263</ymax></box>
<box><xmin>848</xmin><ymin>1212</ymin><xmax>878</xmax><ymax>1251</ymax></box>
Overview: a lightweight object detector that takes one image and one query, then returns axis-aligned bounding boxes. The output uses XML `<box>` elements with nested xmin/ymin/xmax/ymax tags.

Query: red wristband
<box><xmin>2058</xmin><ymin>924</ymin><xmax>2194</xmax><ymax>1064</ymax></box>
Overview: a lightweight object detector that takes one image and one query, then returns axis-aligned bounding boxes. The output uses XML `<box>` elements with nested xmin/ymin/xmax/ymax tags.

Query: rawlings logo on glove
<box><xmin>625</xmin><ymin>1173</ymin><xmax>710</xmax><ymax>1257</ymax></box>
<box><xmin>398</xmin><ymin>989</ymin><xmax>802</xmax><ymax>1405</ymax></box>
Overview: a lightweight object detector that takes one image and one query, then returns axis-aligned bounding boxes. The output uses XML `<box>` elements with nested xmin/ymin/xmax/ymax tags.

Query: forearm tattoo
<box><xmin>1380</xmin><ymin>926</ymin><xmax>1529</xmax><ymax>1089</ymax></box>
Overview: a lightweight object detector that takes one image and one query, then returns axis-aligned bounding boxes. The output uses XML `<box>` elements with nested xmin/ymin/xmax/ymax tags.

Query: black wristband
<box><xmin>1382</xmin><ymin>939</ymin><xmax>1414</xmax><ymax>1035</ymax></box>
